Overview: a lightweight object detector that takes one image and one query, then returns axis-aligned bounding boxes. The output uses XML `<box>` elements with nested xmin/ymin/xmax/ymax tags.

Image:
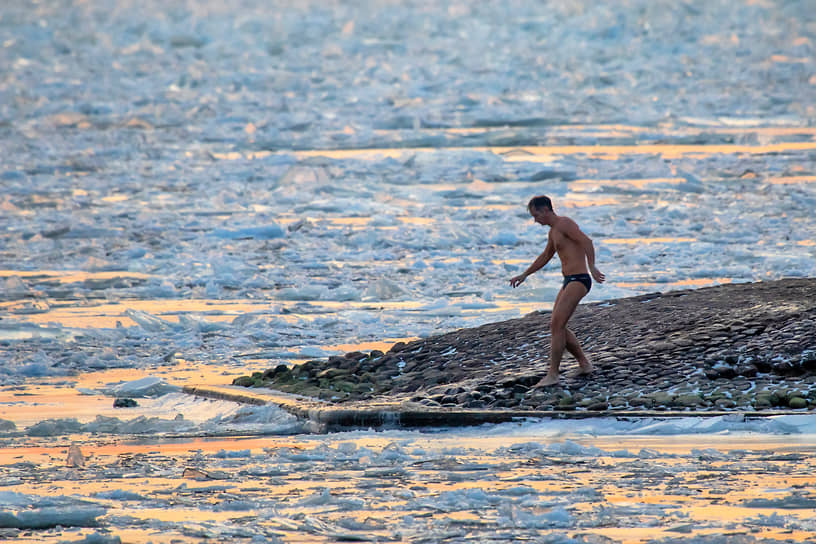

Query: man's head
<box><xmin>527</xmin><ymin>195</ymin><xmax>555</xmax><ymax>225</ymax></box>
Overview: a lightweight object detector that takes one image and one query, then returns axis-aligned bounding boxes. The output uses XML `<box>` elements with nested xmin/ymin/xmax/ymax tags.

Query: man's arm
<box><xmin>563</xmin><ymin>219</ymin><xmax>606</xmax><ymax>284</ymax></box>
<box><xmin>510</xmin><ymin>236</ymin><xmax>555</xmax><ymax>288</ymax></box>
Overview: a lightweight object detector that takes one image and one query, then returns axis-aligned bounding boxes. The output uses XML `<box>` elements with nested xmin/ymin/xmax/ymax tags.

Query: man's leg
<box><xmin>535</xmin><ymin>281</ymin><xmax>588</xmax><ymax>387</ymax></box>
<box><xmin>565</xmin><ymin>328</ymin><xmax>593</xmax><ymax>374</ymax></box>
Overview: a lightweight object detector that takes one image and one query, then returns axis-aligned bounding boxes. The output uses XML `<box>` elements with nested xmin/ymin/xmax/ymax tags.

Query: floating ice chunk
<box><xmin>745</xmin><ymin>512</ymin><xmax>790</xmax><ymax>528</ymax></box>
<box><xmin>83</xmin><ymin>414</ymin><xmax>192</xmax><ymax>435</ymax></box>
<box><xmin>415</xmin><ymin>301</ymin><xmax>464</xmax><ymax>317</ymax></box>
<box><xmin>0</xmin><ymin>492</ymin><xmax>106</xmax><ymax>529</ymax></box>
<box><xmin>214</xmin><ymin>449</ymin><xmax>252</xmax><ymax>458</ymax></box>
<box><xmin>491</xmin><ymin>231</ymin><xmax>519</xmax><ymax>246</ymax></box>
<box><xmin>124</xmin><ymin>309</ymin><xmax>182</xmax><ymax>332</ymax></box>
<box><xmin>66</xmin><ymin>444</ymin><xmax>86</xmax><ymax>467</ymax></box>
<box><xmin>299</xmin><ymin>347</ymin><xmax>328</xmax><ymax>358</ymax></box>
<box><xmin>18</xmin><ymin>362</ymin><xmax>74</xmax><ymax>378</ymax></box>
<box><xmin>637</xmin><ymin>448</ymin><xmax>663</xmax><ymax>459</ymax></box>
<box><xmin>213</xmin><ymin>500</ymin><xmax>256</xmax><ymax>511</ymax></box>
<box><xmin>363</xmin><ymin>278</ymin><xmax>406</xmax><ymax>301</ymax></box>
<box><xmin>622</xmin><ymin>415</ymin><xmax>803</xmax><ymax>435</ymax></box>
<box><xmin>276</xmin><ymin>286</ymin><xmax>323</xmax><ymax>301</ymax></box>
<box><xmin>456</xmin><ymin>301</ymin><xmax>497</xmax><ymax>310</ymax></box>
<box><xmin>547</xmin><ymin>441</ymin><xmax>604</xmax><ymax>457</ymax></box>
<box><xmin>61</xmin><ymin>225</ymin><xmax>118</xmax><ymax>239</ymax></box>
<box><xmin>0</xmin><ymin>419</ymin><xmax>16</xmax><ymax>432</ymax></box>
<box><xmin>324</xmin><ymin>285</ymin><xmax>361</xmax><ymax>301</ymax></box>
<box><xmin>93</xmin><ymin>490</ymin><xmax>145</xmax><ymax>501</ymax></box>
<box><xmin>27</xmin><ymin>418</ymin><xmax>84</xmax><ymax>437</ymax></box>
<box><xmin>742</xmin><ymin>492</ymin><xmax>816</xmax><ymax>509</ymax></box>
<box><xmin>278</xmin><ymin>165</ymin><xmax>330</xmax><ymax>187</ymax></box>
<box><xmin>691</xmin><ymin>448</ymin><xmax>727</xmax><ymax>461</ymax></box>
<box><xmin>4</xmin><ymin>506</ymin><xmax>107</xmax><ymax>529</ymax></box>
<box><xmin>498</xmin><ymin>504</ymin><xmax>573</xmax><ymax>529</ymax></box>
<box><xmin>212</xmin><ymin>224</ymin><xmax>284</xmax><ymax>239</ymax></box>
<box><xmin>2</xmin><ymin>276</ymin><xmax>29</xmax><ymax>297</ymax></box>
<box><xmin>104</xmin><ymin>376</ymin><xmax>179</xmax><ymax>398</ymax></box>
<box><xmin>501</xmin><ymin>485</ymin><xmax>538</xmax><ymax>496</ymax></box>
<box><xmin>205</xmin><ymin>279</ymin><xmax>220</xmax><ymax>298</ymax></box>
<box><xmin>178</xmin><ymin>314</ymin><xmax>225</xmax><ymax>333</ymax></box>
<box><xmin>202</xmin><ymin>404</ymin><xmax>303</xmax><ymax>435</ymax></box>
<box><xmin>68</xmin><ymin>532</ymin><xmax>122</xmax><ymax>544</ymax></box>
<box><xmin>298</xmin><ymin>488</ymin><xmax>333</xmax><ymax>506</ymax></box>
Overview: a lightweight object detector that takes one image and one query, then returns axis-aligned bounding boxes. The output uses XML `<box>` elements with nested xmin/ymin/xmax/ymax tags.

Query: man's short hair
<box><xmin>528</xmin><ymin>195</ymin><xmax>553</xmax><ymax>212</ymax></box>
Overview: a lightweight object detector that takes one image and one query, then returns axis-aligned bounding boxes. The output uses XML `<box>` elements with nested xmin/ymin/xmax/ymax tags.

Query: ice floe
<box><xmin>0</xmin><ymin>491</ymin><xmax>106</xmax><ymax>529</ymax></box>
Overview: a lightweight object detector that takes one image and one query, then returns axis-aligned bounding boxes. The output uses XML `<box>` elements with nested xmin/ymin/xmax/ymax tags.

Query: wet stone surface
<box><xmin>235</xmin><ymin>279</ymin><xmax>816</xmax><ymax>412</ymax></box>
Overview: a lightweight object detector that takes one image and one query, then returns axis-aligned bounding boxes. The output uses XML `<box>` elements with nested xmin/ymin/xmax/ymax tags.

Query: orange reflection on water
<box><xmin>615</xmin><ymin>278</ymin><xmax>734</xmax><ymax>290</ymax></box>
<box><xmin>7</xmin><ymin>299</ymin><xmax>275</xmax><ymax>329</ymax></box>
<box><xmin>0</xmin><ymin>270</ymin><xmax>153</xmax><ymax>283</ymax></box>
<box><xmin>291</xmin><ymin>141</ymin><xmax>816</xmax><ymax>161</ymax></box>
<box><xmin>572</xmin><ymin>177</ymin><xmax>686</xmax><ymax>189</ymax></box>
<box><xmin>398</xmin><ymin>216</ymin><xmax>435</xmax><ymax>225</ymax></box>
<box><xmin>767</xmin><ymin>175</ymin><xmax>816</xmax><ymax>184</ymax></box>
<box><xmin>0</xmin><ymin>361</ymin><xmax>249</xmax><ymax>429</ymax></box>
<box><xmin>563</xmin><ymin>194</ymin><xmax>622</xmax><ymax>207</ymax></box>
<box><xmin>603</xmin><ymin>237</ymin><xmax>697</xmax><ymax>245</ymax></box>
<box><xmin>3</xmin><ymin>428</ymin><xmax>816</xmax><ymax>544</ymax></box>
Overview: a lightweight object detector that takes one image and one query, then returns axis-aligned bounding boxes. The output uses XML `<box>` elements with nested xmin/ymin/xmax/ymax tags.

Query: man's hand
<box><xmin>590</xmin><ymin>266</ymin><xmax>606</xmax><ymax>284</ymax></box>
<box><xmin>509</xmin><ymin>274</ymin><xmax>527</xmax><ymax>288</ymax></box>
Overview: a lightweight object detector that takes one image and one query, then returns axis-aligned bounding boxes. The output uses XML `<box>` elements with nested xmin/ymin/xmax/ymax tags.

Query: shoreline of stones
<box><xmin>234</xmin><ymin>279</ymin><xmax>816</xmax><ymax>413</ymax></box>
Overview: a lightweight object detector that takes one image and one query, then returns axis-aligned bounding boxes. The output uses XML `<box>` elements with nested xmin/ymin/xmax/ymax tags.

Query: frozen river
<box><xmin>1</xmin><ymin>0</ymin><xmax>816</xmax><ymax>542</ymax></box>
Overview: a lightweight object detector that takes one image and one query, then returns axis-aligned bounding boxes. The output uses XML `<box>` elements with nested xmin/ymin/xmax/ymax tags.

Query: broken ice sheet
<box><xmin>0</xmin><ymin>491</ymin><xmax>106</xmax><ymax>529</ymax></box>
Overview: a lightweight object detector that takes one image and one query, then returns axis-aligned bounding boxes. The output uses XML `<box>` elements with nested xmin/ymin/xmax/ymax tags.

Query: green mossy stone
<box><xmin>316</xmin><ymin>367</ymin><xmax>348</xmax><ymax>380</ymax></box>
<box><xmin>608</xmin><ymin>396</ymin><xmax>627</xmax><ymax>408</ymax></box>
<box><xmin>675</xmin><ymin>394</ymin><xmax>703</xmax><ymax>408</ymax></box>
<box><xmin>788</xmin><ymin>397</ymin><xmax>808</xmax><ymax>409</ymax></box>
<box><xmin>558</xmin><ymin>396</ymin><xmax>575</xmax><ymax>408</ymax></box>
<box><xmin>333</xmin><ymin>381</ymin><xmax>358</xmax><ymax>393</ymax></box>
<box><xmin>354</xmin><ymin>384</ymin><xmax>374</xmax><ymax>395</ymax></box>
<box><xmin>714</xmin><ymin>398</ymin><xmax>737</xmax><ymax>409</ymax></box>
<box><xmin>648</xmin><ymin>392</ymin><xmax>672</xmax><ymax>406</ymax></box>
<box><xmin>753</xmin><ymin>392</ymin><xmax>773</xmax><ymax>409</ymax></box>
<box><xmin>233</xmin><ymin>376</ymin><xmax>254</xmax><ymax>387</ymax></box>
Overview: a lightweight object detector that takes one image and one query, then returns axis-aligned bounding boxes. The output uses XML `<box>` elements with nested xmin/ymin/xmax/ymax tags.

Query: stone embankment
<box><xmin>233</xmin><ymin>279</ymin><xmax>816</xmax><ymax>413</ymax></box>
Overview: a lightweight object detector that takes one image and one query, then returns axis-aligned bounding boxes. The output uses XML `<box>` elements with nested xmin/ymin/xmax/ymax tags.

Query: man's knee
<box><xmin>550</xmin><ymin>319</ymin><xmax>566</xmax><ymax>333</ymax></box>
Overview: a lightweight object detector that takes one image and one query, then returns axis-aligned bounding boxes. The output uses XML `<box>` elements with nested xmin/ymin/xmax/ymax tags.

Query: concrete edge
<box><xmin>182</xmin><ymin>384</ymin><xmax>808</xmax><ymax>431</ymax></box>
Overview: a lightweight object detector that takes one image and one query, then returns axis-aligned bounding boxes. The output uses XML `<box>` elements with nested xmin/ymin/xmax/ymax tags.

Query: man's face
<box><xmin>530</xmin><ymin>207</ymin><xmax>549</xmax><ymax>225</ymax></box>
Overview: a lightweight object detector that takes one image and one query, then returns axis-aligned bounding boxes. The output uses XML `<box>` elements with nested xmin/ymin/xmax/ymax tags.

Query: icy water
<box><xmin>2</xmin><ymin>0</ymin><xmax>816</xmax><ymax>542</ymax></box>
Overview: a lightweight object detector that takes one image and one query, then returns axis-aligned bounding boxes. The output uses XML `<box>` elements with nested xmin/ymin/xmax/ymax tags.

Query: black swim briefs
<box><xmin>562</xmin><ymin>273</ymin><xmax>592</xmax><ymax>293</ymax></box>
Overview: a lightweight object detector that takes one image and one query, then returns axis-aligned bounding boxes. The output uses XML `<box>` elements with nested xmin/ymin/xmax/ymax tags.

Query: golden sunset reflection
<box><xmin>0</xmin><ymin>362</ymin><xmax>248</xmax><ymax>429</ymax></box>
<box><xmin>574</xmin><ymin>177</ymin><xmax>688</xmax><ymax>189</ymax></box>
<box><xmin>0</xmin><ymin>270</ymin><xmax>154</xmax><ymax>283</ymax></box>
<box><xmin>767</xmin><ymin>175</ymin><xmax>816</xmax><ymax>184</ymax></box>
<box><xmin>288</xmin><ymin>141</ymin><xmax>816</xmax><ymax>161</ymax></box>
<box><xmin>615</xmin><ymin>278</ymin><xmax>734</xmax><ymax>290</ymax></box>
<box><xmin>3</xmin><ymin>299</ymin><xmax>275</xmax><ymax>329</ymax></box>
<box><xmin>204</xmin><ymin>124</ymin><xmax>816</xmax><ymax>164</ymax></box>
<box><xmin>2</xmin><ymin>431</ymin><xmax>815</xmax><ymax>544</ymax></box>
<box><xmin>603</xmin><ymin>237</ymin><xmax>698</xmax><ymax>245</ymax></box>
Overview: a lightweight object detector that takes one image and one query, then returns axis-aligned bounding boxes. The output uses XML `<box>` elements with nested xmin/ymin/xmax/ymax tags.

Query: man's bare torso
<box><xmin>549</xmin><ymin>217</ymin><xmax>589</xmax><ymax>276</ymax></box>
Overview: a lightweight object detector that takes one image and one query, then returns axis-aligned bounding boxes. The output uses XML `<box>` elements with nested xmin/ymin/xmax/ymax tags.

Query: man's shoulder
<box><xmin>555</xmin><ymin>216</ymin><xmax>579</xmax><ymax>230</ymax></box>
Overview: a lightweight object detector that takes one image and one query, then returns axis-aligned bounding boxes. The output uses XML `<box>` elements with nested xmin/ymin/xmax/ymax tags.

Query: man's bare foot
<box><xmin>577</xmin><ymin>360</ymin><xmax>594</xmax><ymax>376</ymax></box>
<box><xmin>535</xmin><ymin>372</ymin><xmax>560</xmax><ymax>387</ymax></box>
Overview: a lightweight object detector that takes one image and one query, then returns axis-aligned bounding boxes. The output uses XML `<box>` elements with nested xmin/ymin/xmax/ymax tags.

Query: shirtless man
<box><xmin>509</xmin><ymin>196</ymin><xmax>605</xmax><ymax>387</ymax></box>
